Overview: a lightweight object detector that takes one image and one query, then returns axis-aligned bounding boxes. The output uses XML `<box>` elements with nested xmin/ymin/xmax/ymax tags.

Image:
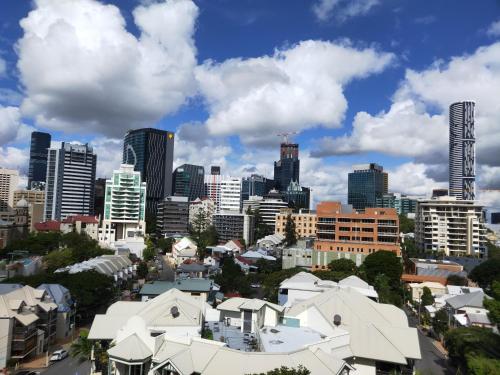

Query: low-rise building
<box><xmin>402</xmin><ymin>258</ymin><xmax>467</xmax><ymax>285</ymax></box>
<box><xmin>257</xmin><ymin>233</ymin><xmax>285</xmax><ymax>252</ymax></box>
<box><xmin>37</xmin><ymin>284</ymin><xmax>74</xmax><ymax>340</ymax></box>
<box><xmin>409</xmin><ymin>281</ymin><xmax>447</xmax><ymax>302</ymax></box>
<box><xmin>172</xmin><ymin>237</ymin><xmax>198</xmax><ymax>265</ymax></box>
<box><xmin>34</xmin><ymin>215</ymin><xmax>99</xmax><ymax>240</ymax></box>
<box><xmin>139</xmin><ymin>279</ymin><xmax>217</xmax><ymax>303</ymax></box>
<box><xmin>275</xmin><ymin>209</ymin><xmax>317</xmax><ymax>238</ymax></box>
<box><xmin>54</xmin><ymin>255</ymin><xmax>133</xmax><ymax>282</ymax></box>
<box><xmin>282</xmin><ymin>246</ymin><xmax>313</xmax><ymax>270</ymax></box>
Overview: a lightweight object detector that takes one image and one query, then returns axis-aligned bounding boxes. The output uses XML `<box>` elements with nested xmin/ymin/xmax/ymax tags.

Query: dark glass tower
<box><xmin>123</xmin><ymin>128</ymin><xmax>175</xmax><ymax>217</ymax></box>
<box><xmin>28</xmin><ymin>131</ymin><xmax>51</xmax><ymax>189</ymax></box>
<box><xmin>172</xmin><ymin>164</ymin><xmax>205</xmax><ymax>201</ymax></box>
<box><xmin>347</xmin><ymin>163</ymin><xmax>387</xmax><ymax>210</ymax></box>
<box><xmin>274</xmin><ymin>143</ymin><xmax>300</xmax><ymax>191</ymax></box>
<box><xmin>242</xmin><ymin>174</ymin><xmax>272</xmax><ymax>201</ymax></box>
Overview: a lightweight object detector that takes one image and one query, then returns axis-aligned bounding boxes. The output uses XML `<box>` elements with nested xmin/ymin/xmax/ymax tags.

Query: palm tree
<box><xmin>70</xmin><ymin>329</ymin><xmax>93</xmax><ymax>362</ymax></box>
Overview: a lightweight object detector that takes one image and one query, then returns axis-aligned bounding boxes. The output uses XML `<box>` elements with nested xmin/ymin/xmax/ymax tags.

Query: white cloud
<box><xmin>196</xmin><ymin>40</ymin><xmax>394</xmax><ymax>146</ymax></box>
<box><xmin>17</xmin><ymin>0</ymin><xmax>198</xmax><ymax>137</ymax></box>
<box><xmin>91</xmin><ymin>137</ymin><xmax>123</xmax><ymax>179</ymax></box>
<box><xmin>0</xmin><ymin>105</ymin><xmax>36</xmax><ymax>145</ymax></box>
<box><xmin>312</xmin><ymin>0</ymin><xmax>379</xmax><ymax>23</ymax></box>
<box><xmin>487</xmin><ymin>19</ymin><xmax>500</xmax><ymax>37</ymax></box>
<box><xmin>388</xmin><ymin>162</ymin><xmax>446</xmax><ymax>197</ymax></box>
<box><xmin>0</xmin><ymin>146</ymin><xmax>29</xmax><ymax>174</ymax></box>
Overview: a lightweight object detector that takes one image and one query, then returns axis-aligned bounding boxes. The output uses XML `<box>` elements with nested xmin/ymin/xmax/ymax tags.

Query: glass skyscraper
<box><xmin>172</xmin><ymin>164</ymin><xmax>205</xmax><ymax>201</ymax></box>
<box><xmin>123</xmin><ymin>128</ymin><xmax>174</xmax><ymax>217</ymax></box>
<box><xmin>28</xmin><ymin>131</ymin><xmax>51</xmax><ymax>189</ymax></box>
<box><xmin>347</xmin><ymin>163</ymin><xmax>388</xmax><ymax>210</ymax></box>
<box><xmin>274</xmin><ymin>143</ymin><xmax>300</xmax><ymax>191</ymax></box>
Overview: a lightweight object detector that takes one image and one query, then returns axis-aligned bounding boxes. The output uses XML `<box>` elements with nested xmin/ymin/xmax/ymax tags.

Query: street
<box><xmin>41</xmin><ymin>357</ymin><xmax>90</xmax><ymax>375</ymax></box>
<box><xmin>158</xmin><ymin>255</ymin><xmax>175</xmax><ymax>281</ymax></box>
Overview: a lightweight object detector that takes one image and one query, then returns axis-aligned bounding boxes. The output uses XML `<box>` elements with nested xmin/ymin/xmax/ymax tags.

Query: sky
<box><xmin>0</xmin><ymin>0</ymin><xmax>499</xmax><ymax>213</ymax></box>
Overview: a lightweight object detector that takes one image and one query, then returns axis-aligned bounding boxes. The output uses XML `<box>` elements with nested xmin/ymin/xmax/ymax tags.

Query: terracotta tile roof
<box><xmin>61</xmin><ymin>215</ymin><xmax>99</xmax><ymax>224</ymax></box>
<box><xmin>34</xmin><ymin>221</ymin><xmax>61</xmax><ymax>232</ymax></box>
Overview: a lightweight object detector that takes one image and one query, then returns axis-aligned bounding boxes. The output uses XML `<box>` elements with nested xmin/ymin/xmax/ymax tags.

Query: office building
<box><xmin>449</xmin><ymin>101</ymin><xmax>475</xmax><ymax>200</ymax></box>
<box><xmin>275</xmin><ymin>209</ymin><xmax>317</xmax><ymax>238</ymax></box>
<box><xmin>313</xmin><ymin>201</ymin><xmax>400</xmax><ymax>270</ymax></box>
<box><xmin>205</xmin><ymin>172</ymin><xmax>225</xmax><ymax>212</ymax></box>
<box><xmin>491</xmin><ymin>212</ymin><xmax>500</xmax><ymax>225</ymax></box>
<box><xmin>281</xmin><ymin>181</ymin><xmax>310</xmax><ymax>210</ymax></box>
<box><xmin>243</xmin><ymin>195</ymin><xmax>263</xmax><ymax>214</ymax></box>
<box><xmin>242</xmin><ymin>174</ymin><xmax>273</xmax><ymax>201</ymax></box>
<box><xmin>157</xmin><ymin>196</ymin><xmax>190</xmax><ymax>238</ymax></box>
<box><xmin>347</xmin><ymin>163</ymin><xmax>387</xmax><ymax>210</ymax></box>
<box><xmin>99</xmin><ymin>164</ymin><xmax>146</xmax><ymax>251</ymax></box>
<box><xmin>274</xmin><ymin>142</ymin><xmax>300</xmax><ymax>191</ymax></box>
<box><xmin>27</xmin><ymin>131</ymin><xmax>51</xmax><ymax>189</ymax></box>
<box><xmin>259</xmin><ymin>192</ymin><xmax>289</xmax><ymax>228</ymax></box>
<box><xmin>123</xmin><ymin>128</ymin><xmax>174</xmax><ymax>217</ymax></box>
<box><xmin>172</xmin><ymin>164</ymin><xmax>205</xmax><ymax>201</ymax></box>
<box><xmin>376</xmin><ymin>193</ymin><xmax>418</xmax><ymax>215</ymax></box>
<box><xmin>213</xmin><ymin>212</ymin><xmax>254</xmax><ymax>244</ymax></box>
<box><xmin>220</xmin><ymin>177</ymin><xmax>242</xmax><ymax>212</ymax></box>
<box><xmin>432</xmin><ymin>188</ymin><xmax>448</xmax><ymax>198</ymax></box>
<box><xmin>189</xmin><ymin>197</ymin><xmax>215</xmax><ymax>230</ymax></box>
<box><xmin>210</xmin><ymin>166</ymin><xmax>220</xmax><ymax>175</ymax></box>
<box><xmin>94</xmin><ymin>178</ymin><xmax>107</xmax><ymax>218</ymax></box>
<box><xmin>44</xmin><ymin>143</ymin><xmax>97</xmax><ymax>221</ymax></box>
<box><xmin>415</xmin><ymin>196</ymin><xmax>486</xmax><ymax>257</ymax></box>
<box><xmin>0</xmin><ymin>168</ymin><xmax>19</xmax><ymax>212</ymax></box>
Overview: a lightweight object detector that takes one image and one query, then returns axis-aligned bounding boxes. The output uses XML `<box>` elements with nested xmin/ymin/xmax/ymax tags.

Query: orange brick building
<box><xmin>313</xmin><ymin>201</ymin><xmax>400</xmax><ymax>270</ymax></box>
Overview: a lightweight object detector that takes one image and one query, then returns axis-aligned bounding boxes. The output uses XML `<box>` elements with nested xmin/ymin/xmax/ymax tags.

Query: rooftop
<box><xmin>140</xmin><ymin>279</ymin><xmax>214</xmax><ymax>296</ymax></box>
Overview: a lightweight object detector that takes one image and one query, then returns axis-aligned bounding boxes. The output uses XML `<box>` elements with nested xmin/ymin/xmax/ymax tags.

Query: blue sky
<box><xmin>0</xmin><ymin>0</ymin><xmax>499</xmax><ymax>210</ymax></box>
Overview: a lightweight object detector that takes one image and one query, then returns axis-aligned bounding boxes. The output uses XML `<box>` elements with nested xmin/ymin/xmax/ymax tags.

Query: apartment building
<box><xmin>313</xmin><ymin>201</ymin><xmax>400</xmax><ymax>270</ymax></box>
<box><xmin>220</xmin><ymin>177</ymin><xmax>242</xmax><ymax>212</ymax></box>
<box><xmin>275</xmin><ymin>208</ymin><xmax>317</xmax><ymax>238</ymax></box>
<box><xmin>156</xmin><ymin>196</ymin><xmax>190</xmax><ymax>238</ymax></box>
<box><xmin>415</xmin><ymin>196</ymin><xmax>486</xmax><ymax>257</ymax></box>
<box><xmin>0</xmin><ymin>168</ymin><xmax>19</xmax><ymax>212</ymax></box>
<box><xmin>213</xmin><ymin>212</ymin><xmax>255</xmax><ymax>245</ymax></box>
<box><xmin>259</xmin><ymin>192</ymin><xmax>289</xmax><ymax>228</ymax></box>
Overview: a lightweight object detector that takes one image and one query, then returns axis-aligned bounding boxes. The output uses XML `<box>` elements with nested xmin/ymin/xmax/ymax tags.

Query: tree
<box><xmin>136</xmin><ymin>262</ymin><xmax>149</xmax><ymax>279</ymax></box>
<box><xmin>432</xmin><ymin>309</ymin><xmax>449</xmax><ymax>339</ymax></box>
<box><xmin>214</xmin><ymin>259</ymin><xmax>251</xmax><ymax>296</ymax></box>
<box><xmin>252</xmin><ymin>366</ymin><xmax>310</xmax><ymax>375</ymax></box>
<box><xmin>284</xmin><ymin>214</ymin><xmax>297</xmax><ymax>247</ymax></box>
<box><xmin>469</xmin><ymin>258</ymin><xmax>500</xmax><ymax>289</ymax></box>
<box><xmin>142</xmin><ymin>239</ymin><xmax>156</xmax><ymax>262</ymax></box>
<box><xmin>486</xmin><ymin>241</ymin><xmax>500</xmax><ymax>260</ymax></box>
<box><xmin>248</xmin><ymin>207</ymin><xmax>272</xmax><ymax>242</ymax></box>
<box><xmin>466</xmin><ymin>355</ymin><xmax>500</xmax><ymax>375</ymax></box>
<box><xmin>44</xmin><ymin>248</ymin><xmax>75</xmax><ymax>272</ymax></box>
<box><xmin>484</xmin><ymin>281</ymin><xmax>500</xmax><ymax>327</ymax></box>
<box><xmin>261</xmin><ymin>267</ymin><xmax>303</xmax><ymax>302</ymax></box>
<box><xmin>420</xmin><ymin>286</ymin><xmax>434</xmax><ymax>306</ymax></box>
<box><xmin>399</xmin><ymin>214</ymin><xmax>415</xmax><ymax>234</ymax></box>
<box><xmin>446</xmin><ymin>274</ymin><xmax>468</xmax><ymax>286</ymax></box>
<box><xmin>190</xmin><ymin>208</ymin><xmax>211</xmax><ymax>259</ymax></box>
<box><xmin>374</xmin><ymin>274</ymin><xmax>402</xmax><ymax>306</ymax></box>
<box><xmin>328</xmin><ymin>258</ymin><xmax>357</xmax><ymax>273</ymax></box>
<box><xmin>157</xmin><ymin>237</ymin><xmax>174</xmax><ymax>253</ymax></box>
<box><xmin>70</xmin><ymin>329</ymin><xmax>92</xmax><ymax>361</ymax></box>
<box><xmin>362</xmin><ymin>251</ymin><xmax>402</xmax><ymax>286</ymax></box>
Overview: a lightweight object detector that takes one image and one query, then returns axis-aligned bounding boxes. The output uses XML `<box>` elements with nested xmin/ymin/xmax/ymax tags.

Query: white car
<box><xmin>50</xmin><ymin>349</ymin><xmax>68</xmax><ymax>362</ymax></box>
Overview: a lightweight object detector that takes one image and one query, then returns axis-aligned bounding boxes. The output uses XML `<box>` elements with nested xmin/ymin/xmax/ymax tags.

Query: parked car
<box><xmin>49</xmin><ymin>349</ymin><xmax>69</xmax><ymax>362</ymax></box>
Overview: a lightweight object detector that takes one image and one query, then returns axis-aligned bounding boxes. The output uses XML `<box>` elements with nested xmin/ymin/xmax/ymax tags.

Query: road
<box><xmin>158</xmin><ymin>255</ymin><xmax>175</xmax><ymax>281</ymax></box>
<box><xmin>41</xmin><ymin>357</ymin><xmax>90</xmax><ymax>375</ymax></box>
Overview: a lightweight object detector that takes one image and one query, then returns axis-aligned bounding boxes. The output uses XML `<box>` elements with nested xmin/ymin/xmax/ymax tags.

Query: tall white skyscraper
<box><xmin>44</xmin><ymin>142</ymin><xmax>97</xmax><ymax>220</ymax></box>
<box><xmin>449</xmin><ymin>101</ymin><xmax>475</xmax><ymax>200</ymax></box>
<box><xmin>0</xmin><ymin>168</ymin><xmax>19</xmax><ymax>212</ymax></box>
<box><xmin>220</xmin><ymin>177</ymin><xmax>242</xmax><ymax>212</ymax></box>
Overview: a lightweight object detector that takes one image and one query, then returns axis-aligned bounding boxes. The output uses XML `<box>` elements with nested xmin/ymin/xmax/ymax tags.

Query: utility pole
<box><xmin>72</xmin><ymin>301</ymin><xmax>78</xmax><ymax>342</ymax></box>
<box><xmin>45</xmin><ymin>307</ymin><xmax>52</xmax><ymax>367</ymax></box>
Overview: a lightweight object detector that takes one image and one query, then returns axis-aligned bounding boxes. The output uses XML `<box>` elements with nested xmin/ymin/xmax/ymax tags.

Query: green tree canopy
<box><xmin>136</xmin><ymin>262</ymin><xmax>149</xmax><ymax>279</ymax></box>
<box><xmin>284</xmin><ymin>214</ymin><xmax>297</xmax><ymax>247</ymax></box>
<box><xmin>362</xmin><ymin>250</ymin><xmax>402</xmax><ymax>286</ymax></box>
<box><xmin>398</xmin><ymin>214</ymin><xmax>415</xmax><ymax>234</ymax></box>
<box><xmin>432</xmin><ymin>309</ymin><xmax>449</xmax><ymax>338</ymax></box>
<box><xmin>214</xmin><ymin>259</ymin><xmax>251</xmax><ymax>297</ymax></box>
<box><xmin>157</xmin><ymin>237</ymin><xmax>175</xmax><ymax>253</ymax></box>
<box><xmin>484</xmin><ymin>280</ymin><xmax>500</xmax><ymax>327</ymax></box>
<box><xmin>446</xmin><ymin>274</ymin><xmax>468</xmax><ymax>286</ymax></box>
<box><xmin>328</xmin><ymin>258</ymin><xmax>357</xmax><ymax>273</ymax></box>
<box><xmin>70</xmin><ymin>329</ymin><xmax>92</xmax><ymax>362</ymax></box>
<box><xmin>420</xmin><ymin>286</ymin><xmax>435</xmax><ymax>306</ymax></box>
<box><xmin>469</xmin><ymin>258</ymin><xmax>500</xmax><ymax>289</ymax></box>
<box><xmin>251</xmin><ymin>366</ymin><xmax>310</xmax><ymax>375</ymax></box>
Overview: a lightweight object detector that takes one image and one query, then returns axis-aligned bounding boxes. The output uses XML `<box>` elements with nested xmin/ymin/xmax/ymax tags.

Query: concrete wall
<box><xmin>220</xmin><ymin>311</ymin><xmax>241</xmax><ymax>328</ymax></box>
<box><xmin>263</xmin><ymin>307</ymin><xmax>278</xmax><ymax>327</ymax></box>
<box><xmin>0</xmin><ymin>318</ymin><xmax>12</xmax><ymax>367</ymax></box>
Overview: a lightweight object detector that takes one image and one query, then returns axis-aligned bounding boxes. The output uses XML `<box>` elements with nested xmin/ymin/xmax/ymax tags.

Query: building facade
<box><xmin>259</xmin><ymin>193</ymin><xmax>289</xmax><ymax>228</ymax></box>
<box><xmin>220</xmin><ymin>177</ymin><xmax>242</xmax><ymax>213</ymax></box>
<box><xmin>347</xmin><ymin>163</ymin><xmax>387</xmax><ymax>210</ymax></box>
<box><xmin>44</xmin><ymin>143</ymin><xmax>96</xmax><ymax>221</ymax></box>
<box><xmin>274</xmin><ymin>143</ymin><xmax>300</xmax><ymax>191</ymax></box>
<box><xmin>213</xmin><ymin>212</ymin><xmax>254</xmax><ymax>245</ymax></box>
<box><xmin>204</xmin><ymin>173</ymin><xmax>225</xmax><ymax>212</ymax></box>
<box><xmin>189</xmin><ymin>197</ymin><xmax>215</xmax><ymax>230</ymax></box>
<box><xmin>376</xmin><ymin>193</ymin><xmax>418</xmax><ymax>215</ymax></box>
<box><xmin>93</xmin><ymin>177</ymin><xmax>106</xmax><ymax>218</ymax></box>
<box><xmin>241</xmin><ymin>174</ymin><xmax>273</xmax><ymax>201</ymax></box>
<box><xmin>99</xmin><ymin>164</ymin><xmax>146</xmax><ymax>248</ymax></box>
<box><xmin>415</xmin><ymin>197</ymin><xmax>486</xmax><ymax>257</ymax></box>
<box><xmin>281</xmin><ymin>181</ymin><xmax>310</xmax><ymax>210</ymax></box>
<box><xmin>172</xmin><ymin>164</ymin><xmax>205</xmax><ymax>201</ymax></box>
<box><xmin>313</xmin><ymin>202</ymin><xmax>400</xmax><ymax>270</ymax></box>
<box><xmin>13</xmin><ymin>190</ymin><xmax>45</xmax><ymax>232</ymax></box>
<box><xmin>123</xmin><ymin>128</ymin><xmax>174</xmax><ymax>217</ymax></box>
<box><xmin>0</xmin><ymin>169</ymin><xmax>19</xmax><ymax>212</ymax></box>
<box><xmin>275</xmin><ymin>209</ymin><xmax>317</xmax><ymax>238</ymax></box>
<box><xmin>27</xmin><ymin>131</ymin><xmax>51</xmax><ymax>190</ymax></box>
<box><xmin>449</xmin><ymin>101</ymin><xmax>475</xmax><ymax>200</ymax></box>
<box><xmin>156</xmin><ymin>196</ymin><xmax>190</xmax><ymax>238</ymax></box>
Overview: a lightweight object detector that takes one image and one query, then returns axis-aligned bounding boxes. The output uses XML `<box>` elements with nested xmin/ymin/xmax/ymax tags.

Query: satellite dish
<box><xmin>171</xmin><ymin>306</ymin><xmax>179</xmax><ymax>318</ymax></box>
<box><xmin>333</xmin><ymin>314</ymin><xmax>341</xmax><ymax>327</ymax></box>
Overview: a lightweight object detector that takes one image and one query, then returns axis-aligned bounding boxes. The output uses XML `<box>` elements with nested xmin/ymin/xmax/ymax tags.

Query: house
<box><xmin>224</xmin><ymin>239</ymin><xmax>244</xmax><ymax>254</ymax></box>
<box><xmin>234</xmin><ymin>256</ymin><xmax>257</xmax><ymax>273</ymax></box>
<box><xmin>278</xmin><ymin>272</ymin><xmax>378</xmax><ymax>307</ymax></box>
<box><xmin>139</xmin><ymin>279</ymin><xmax>217</xmax><ymax>303</ymax></box>
<box><xmin>409</xmin><ymin>281</ymin><xmax>447</xmax><ymax>302</ymax></box>
<box><xmin>37</xmin><ymin>284</ymin><xmax>74</xmax><ymax>340</ymax></box>
<box><xmin>240</xmin><ymin>250</ymin><xmax>276</xmax><ymax>264</ymax></box>
<box><xmin>60</xmin><ymin>215</ymin><xmax>99</xmax><ymax>239</ymax></box>
<box><xmin>216</xmin><ymin>298</ymin><xmax>285</xmax><ymax>333</ymax></box>
<box><xmin>445</xmin><ymin>290</ymin><xmax>494</xmax><ymax>328</ymax></box>
<box><xmin>54</xmin><ymin>254</ymin><xmax>133</xmax><ymax>282</ymax></box>
<box><xmin>172</xmin><ymin>237</ymin><xmax>198</xmax><ymax>265</ymax></box>
<box><xmin>0</xmin><ymin>286</ymin><xmax>58</xmax><ymax>367</ymax></box>
<box><xmin>256</xmin><ymin>233</ymin><xmax>285</xmax><ymax>252</ymax></box>
<box><xmin>176</xmin><ymin>262</ymin><xmax>212</xmax><ymax>279</ymax></box>
<box><xmin>402</xmin><ymin>258</ymin><xmax>466</xmax><ymax>285</ymax></box>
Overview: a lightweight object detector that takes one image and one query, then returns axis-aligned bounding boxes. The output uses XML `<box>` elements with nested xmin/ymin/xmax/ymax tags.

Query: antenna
<box><xmin>277</xmin><ymin>132</ymin><xmax>299</xmax><ymax>144</ymax></box>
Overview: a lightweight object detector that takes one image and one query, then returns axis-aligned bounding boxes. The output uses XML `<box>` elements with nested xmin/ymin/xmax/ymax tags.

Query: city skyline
<box><xmin>0</xmin><ymin>0</ymin><xmax>499</xmax><ymax>211</ymax></box>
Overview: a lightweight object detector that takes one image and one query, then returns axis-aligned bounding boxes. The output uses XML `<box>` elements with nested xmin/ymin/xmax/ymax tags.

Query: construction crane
<box><xmin>277</xmin><ymin>131</ymin><xmax>298</xmax><ymax>144</ymax></box>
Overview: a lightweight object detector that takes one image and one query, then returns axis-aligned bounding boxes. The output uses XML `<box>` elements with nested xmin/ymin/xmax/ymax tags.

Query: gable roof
<box><xmin>34</xmin><ymin>220</ymin><xmax>61</xmax><ymax>231</ymax></box>
<box><xmin>108</xmin><ymin>334</ymin><xmax>152</xmax><ymax>362</ymax></box>
<box><xmin>217</xmin><ymin>297</ymin><xmax>285</xmax><ymax>313</ymax></box>
<box><xmin>446</xmin><ymin>291</ymin><xmax>486</xmax><ymax>309</ymax></box>
<box><xmin>140</xmin><ymin>279</ymin><xmax>213</xmax><ymax>296</ymax></box>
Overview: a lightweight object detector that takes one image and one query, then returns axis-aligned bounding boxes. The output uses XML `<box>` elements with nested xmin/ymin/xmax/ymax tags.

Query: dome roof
<box><xmin>16</xmin><ymin>198</ymin><xmax>29</xmax><ymax>208</ymax></box>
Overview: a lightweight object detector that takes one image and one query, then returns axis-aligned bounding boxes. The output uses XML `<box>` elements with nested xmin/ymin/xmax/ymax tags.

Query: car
<box><xmin>49</xmin><ymin>349</ymin><xmax>69</xmax><ymax>362</ymax></box>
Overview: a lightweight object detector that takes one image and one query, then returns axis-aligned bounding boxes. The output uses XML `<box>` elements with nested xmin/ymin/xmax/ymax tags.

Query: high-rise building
<box><xmin>99</xmin><ymin>164</ymin><xmax>146</xmax><ymax>249</ymax></box>
<box><xmin>0</xmin><ymin>169</ymin><xmax>19</xmax><ymax>212</ymax></box>
<box><xmin>123</xmin><ymin>128</ymin><xmax>174</xmax><ymax>217</ymax></box>
<box><xmin>94</xmin><ymin>178</ymin><xmax>107</xmax><ymax>218</ymax></box>
<box><xmin>281</xmin><ymin>181</ymin><xmax>310</xmax><ymax>210</ymax></box>
<box><xmin>491</xmin><ymin>212</ymin><xmax>500</xmax><ymax>224</ymax></box>
<box><xmin>432</xmin><ymin>188</ymin><xmax>449</xmax><ymax>198</ymax></box>
<box><xmin>449</xmin><ymin>101</ymin><xmax>475</xmax><ymax>200</ymax></box>
<box><xmin>348</xmin><ymin>163</ymin><xmax>387</xmax><ymax>210</ymax></box>
<box><xmin>376</xmin><ymin>193</ymin><xmax>417</xmax><ymax>215</ymax></box>
<box><xmin>172</xmin><ymin>164</ymin><xmax>205</xmax><ymax>201</ymax></box>
<box><xmin>415</xmin><ymin>196</ymin><xmax>486</xmax><ymax>256</ymax></box>
<box><xmin>213</xmin><ymin>212</ymin><xmax>254</xmax><ymax>245</ymax></box>
<box><xmin>274</xmin><ymin>143</ymin><xmax>300</xmax><ymax>191</ymax></box>
<box><xmin>241</xmin><ymin>174</ymin><xmax>272</xmax><ymax>201</ymax></box>
<box><xmin>259</xmin><ymin>191</ymin><xmax>289</xmax><ymax>228</ymax></box>
<box><xmin>205</xmin><ymin>173</ymin><xmax>224</xmax><ymax>212</ymax></box>
<box><xmin>220</xmin><ymin>177</ymin><xmax>242</xmax><ymax>213</ymax></box>
<box><xmin>28</xmin><ymin>131</ymin><xmax>51</xmax><ymax>190</ymax></box>
<box><xmin>210</xmin><ymin>166</ymin><xmax>221</xmax><ymax>175</ymax></box>
<box><xmin>156</xmin><ymin>196</ymin><xmax>190</xmax><ymax>238</ymax></box>
<box><xmin>44</xmin><ymin>143</ymin><xmax>97</xmax><ymax>221</ymax></box>
<box><xmin>313</xmin><ymin>202</ymin><xmax>400</xmax><ymax>269</ymax></box>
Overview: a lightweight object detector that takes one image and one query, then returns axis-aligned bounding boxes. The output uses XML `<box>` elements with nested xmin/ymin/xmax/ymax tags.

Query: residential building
<box><xmin>449</xmin><ymin>101</ymin><xmax>475</xmax><ymax>200</ymax></box>
<box><xmin>257</xmin><ymin>233</ymin><xmax>285</xmax><ymax>252</ymax></box>
<box><xmin>275</xmin><ymin>208</ymin><xmax>317</xmax><ymax>238</ymax></box>
<box><xmin>241</xmin><ymin>174</ymin><xmax>273</xmax><ymax>201</ymax></box>
<box><xmin>274</xmin><ymin>142</ymin><xmax>300</xmax><ymax>191</ymax></box>
<box><xmin>415</xmin><ymin>196</ymin><xmax>487</xmax><ymax>256</ymax></box>
<box><xmin>156</xmin><ymin>196</ymin><xmax>189</xmax><ymax>238</ymax></box>
<box><xmin>282</xmin><ymin>246</ymin><xmax>313</xmax><ymax>270</ymax></box>
<box><xmin>172</xmin><ymin>164</ymin><xmax>205</xmax><ymax>201</ymax></box>
<box><xmin>259</xmin><ymin>192</ymin><xmax>289</xmax><ymax>228</ymax></box>
<box><xmin>27</xmin><ymin>131</ymin><xmax>51</xmax><ymax>190</ymax></box>
<box><xmin>445</xmin><ymin>290</ymin><xmax>492</xmax><ymax>328</ymax></box>
<box><xmin>13</xmin><ymin>190</ymin><xmax>45</xmax><ymax>231</ymax></box>
<box><xmin>93</xmin><ymin>177</ymin><xmax>107</xmax><ymax>218</ymax></box>
<box><xmin>44</xmin><ymin>142</ymin><xmax>97</xmax><ymax>221</ymax></box>
<box><xmin>401</xmin><ymin>258</ymin><xmax>467</xmax><ymax>285</ymax></box>
<box><xmin>0</xmin><ymin>168</ymin><xmax>19</xmax><ymax>212</ymax></box>
<box><xmin>0</xmin><ymin>200</ymin><xmax>30</xmax><ymax>248</ymax></box>
<box><xmin>313</xmin><ymin>201</ymin><xmax>400</xmax><ymax>270</ymax></box>
<box><xmin>54</xmin><ymin>255</ymin><xmax>133</xmax><ymax>281</ymax></box>
<box><xmin>204</xmin><ymin>170</ymin><xmax>227</xmax><ymax>212</ymax></box>
<box><xmin>37</xmin><ymin>284</ymin><xmax>74</xmax><ymax>340</ymax></box>
<box><xmin>376</xmin><ymin>193</ymin><xmax>418</xmax><ymax>215</ymax></box>
<box><xmin>281</xmin><ymin>181</ymin><xmax>310</xmax><ymax>210</ymax></box>
<box><xmin>239</xmin><ymin>249</ymin><xmax>276</xmax><ymax>264</ymax></box>
<box><xmin>60</xmin><ymin>215</ymin><xmax>99</xmax><ymax>239</ymax></box>
<box><xmin>123</xmin><ymin>128</ymin><xmax>174</xmax><ymax>217</ymax></box>
<box><xmin>189</xmin><ymin>197</ymin><xmax>215</xmax><ymax>230</ymax></box>
<box><xmin>347</xmin><ymin>163</ymin><xmax>387</xmax><ymax>210</ymax></box>
<box><xmin>213</xmin><ymin>212</ymin><xmax>254</xmax><ymax>245</ymax></box>
<box><xmin>220</xmin><ymin>177</ymin><xmax>242</xmax><ymax>212</ymax></box>
<box><xmin>139</xmin><ymin>279</ymin><xmax>217</xmax><ymax>302</ymax></box>
<box><xmin>99</xmin><ymin>164</ymin><xmax>146</xmax><ymax>256</ymax></box>
<box><xmin>172</xmin><ymin>237</ymin><xmax>198</xmax><ymax>265</ymax></box>
<box><xmin>409</xmin><ymin>281</ymin><xmax>447</xmax><ymax>302</ymax></box>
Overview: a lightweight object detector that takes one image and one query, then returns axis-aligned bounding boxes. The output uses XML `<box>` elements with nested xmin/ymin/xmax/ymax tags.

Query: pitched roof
<box><xmin>34</xmin><ymin>220</ymin><xmax>61</xmax><ymax>231</ymax></box>
<box><xmin>61</xmin><ymin>215</ymin><xmax>99</xmax><ymax>224</ymax></box>
<box><xmin>108</xmin><ymin>334</ymin><xmax>152</xmax><ymax>361</ymax></box>
<box><xmin>140</xmin><ymin>279</ymin><xmax>212</xmax><ymax>296</ymax></box>
<box><xmin>446</xmin><ymin>291</ymin><xmax>486</xmax><ymax>309</ymax></box>
<box><xmin>217</xmin><ymin>297</ymin><xmax>285</xmax><ymax>313</ymax></box>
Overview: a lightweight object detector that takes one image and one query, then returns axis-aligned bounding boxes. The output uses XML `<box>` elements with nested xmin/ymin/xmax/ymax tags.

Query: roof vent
<box><xmin>333</xmin><ymin>314</ymin><xmax>341</xmax><ymax>327</ymax></box>
<box><xmin>170</xmin><ymin>306</ymin><xmax>179</xmax><ymax>318</ymax></box>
